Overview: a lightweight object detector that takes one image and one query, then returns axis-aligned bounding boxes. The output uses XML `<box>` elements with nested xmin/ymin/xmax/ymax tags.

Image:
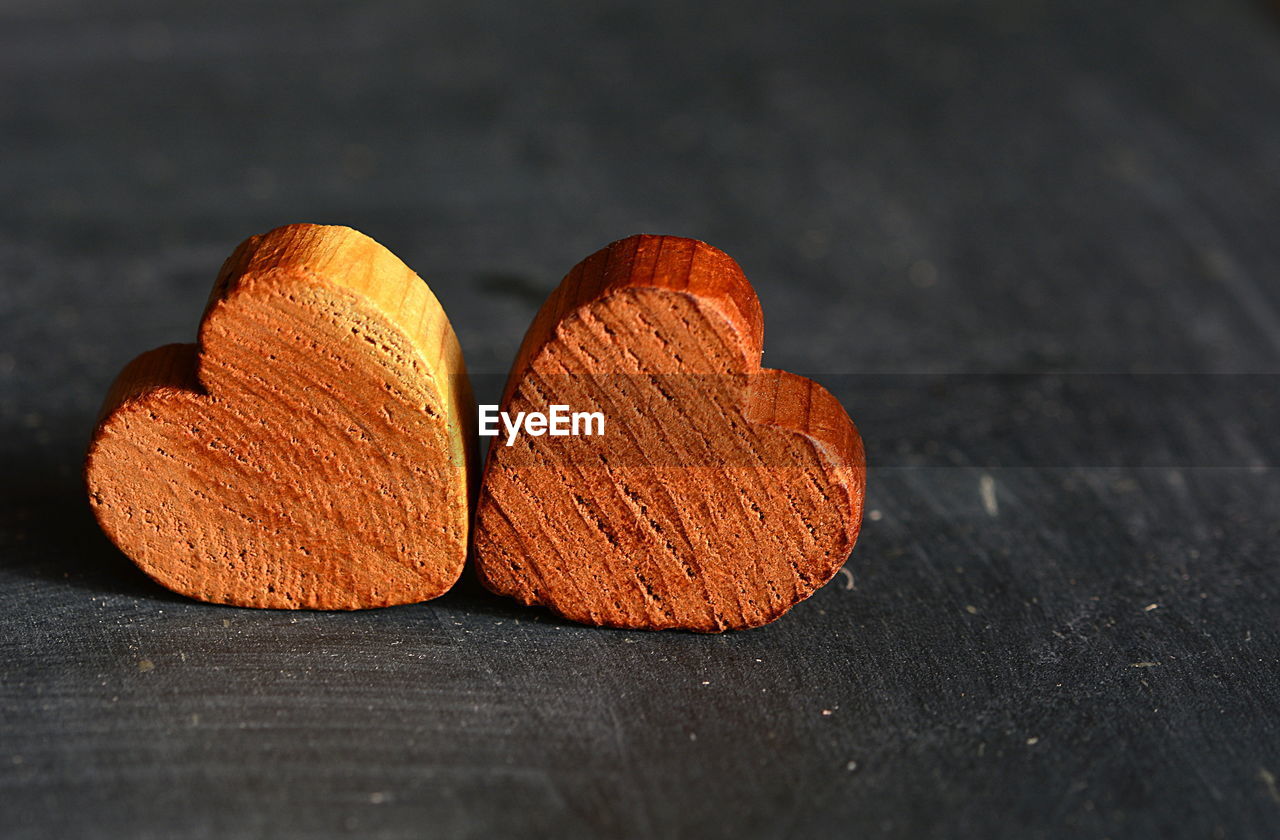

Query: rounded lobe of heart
<box><xmin>474</xmin><ymin>247</ymin><xmax>865</xmax><ymax>632</ymax></box>
<box><xmin>86</xmin><ymin>232</ymin><xmax>469</xmax><ymax>610</ymax></box>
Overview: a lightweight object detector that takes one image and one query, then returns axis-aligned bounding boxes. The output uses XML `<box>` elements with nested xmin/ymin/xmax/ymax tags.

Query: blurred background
<box><xmin>2</xmin><ymin>1</ymin><xmax>1278</xmax><ymax>838</ymax></box>
<box><xmin>6</xmin><ymin>0</ymin><xmax>1280</xmax><ymax>469</ymax></box>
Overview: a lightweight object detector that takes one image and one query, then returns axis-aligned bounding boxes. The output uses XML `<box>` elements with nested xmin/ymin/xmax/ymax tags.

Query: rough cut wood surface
<box><xmin>474</xmin><ymin>235</ymin><xmax>866</xmax><ymax>631</ymax></box>
<box><xmin>85</xmin><ymin>224</ymin><xmax>474</xmax><ymax>609</ymax></box>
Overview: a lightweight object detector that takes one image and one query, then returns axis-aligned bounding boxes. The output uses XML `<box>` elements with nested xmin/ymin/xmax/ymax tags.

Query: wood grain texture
<box><xmin>8</xmin><ymin>1</ymin><xmax>1280</xmax><ymax>837</ymax></box>
<box><xmin>85</xmin><ymin>224</ymin><xmax>474</xmax><ymax>609</ymax></box>
<box><xmin>473</xmin><ymin>235</ymin><xmax>866</xmax><ymax>631</ymax></box>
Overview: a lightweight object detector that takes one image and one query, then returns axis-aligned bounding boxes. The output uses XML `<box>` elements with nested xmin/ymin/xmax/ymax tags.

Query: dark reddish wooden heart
<box><xmin>473</xmin><ymin>235</ymin><xmax>865</xmax><ymax>631</ymax></box>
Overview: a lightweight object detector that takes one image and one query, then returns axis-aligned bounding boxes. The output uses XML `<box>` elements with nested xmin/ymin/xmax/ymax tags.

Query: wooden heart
<box><xmin>473</xmin><ymin>235</ymin><xmax>865</xmax><ymax>631</ymax></box>
<box><xmin>86</xmin><ymin>224</ymin><xmax>474</xmax><ymax>609</ymax></box>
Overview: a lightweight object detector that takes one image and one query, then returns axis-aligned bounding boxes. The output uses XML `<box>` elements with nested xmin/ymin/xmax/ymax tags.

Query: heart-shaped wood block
<box><xmin>86</xmin><ymin>224</ymin><xmax>474</xmax><ymax>609</ymax></box>
<box><xmin>473</xmin><ymin>235</ymin><xmax>865</xmax><ymax>631</ymax></box>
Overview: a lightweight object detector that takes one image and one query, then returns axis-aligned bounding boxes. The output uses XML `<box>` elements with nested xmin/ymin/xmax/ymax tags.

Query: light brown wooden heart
<box><xmin>85</xmin><ymin>224</ymin><xmax>474</xmax><ymax>609</ymax></box>
<box><xmin>473</xmin><ymin>235</ymin><xmax>865</xmax><ymax>631</ymax></box>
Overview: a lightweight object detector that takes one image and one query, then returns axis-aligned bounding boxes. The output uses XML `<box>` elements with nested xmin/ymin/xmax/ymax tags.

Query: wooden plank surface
<box><xmin>2</xmin><ymin>1</ymin><xmax>1278</xmax><ymax>837</ymax></box>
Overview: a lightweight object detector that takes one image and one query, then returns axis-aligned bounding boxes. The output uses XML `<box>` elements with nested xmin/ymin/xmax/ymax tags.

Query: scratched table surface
<box><xmin>2</xmin><ymin>0</ymin><xmax>1279</xmax><ymax>838</ymax></box>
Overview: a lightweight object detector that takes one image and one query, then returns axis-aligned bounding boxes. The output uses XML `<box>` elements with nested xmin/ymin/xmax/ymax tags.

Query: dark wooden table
<box><xmin>3</xmin><ymin>1</ymin><xmax>1278</xmax><ymax>837</ymax></box>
